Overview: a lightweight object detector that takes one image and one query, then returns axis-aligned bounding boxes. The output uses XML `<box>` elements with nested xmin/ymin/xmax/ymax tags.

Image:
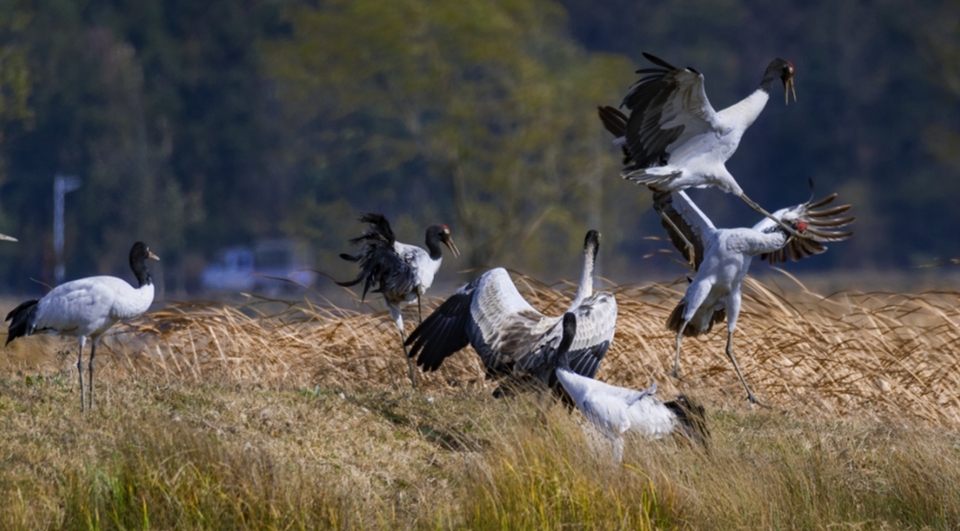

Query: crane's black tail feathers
<box><xmin>665</xmin><ymin>394</ymin><xmax>710</xmax><ymax>450</ymax></box>
<box><xmin>666</xmin><ymin>300</ymin><xmax>725</xmax><ymax>337</ymax></box>
<box><xmin>5</xmin><ymin>299</ymin><xmax>39</xmax><ymax>346</ymax></box>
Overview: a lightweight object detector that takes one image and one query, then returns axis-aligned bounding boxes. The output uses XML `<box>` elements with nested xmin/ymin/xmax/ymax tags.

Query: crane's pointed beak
<box><xmin>147</xmin><ymin>250</ymin><xmax>160</xmax><ymax>261</ymax></box>
<box><xmin>444</xmin><ymin>236</ymin><xmax>460</xmax><ymax>258</ymax></box>
<box><xmin>784</xmin><ymin>76</ymin><xmax>796</xmax><ymax>105</ymax></box>
<box><xmin>0</xmin><ymin>233</ymin><xmax>17</xmax><ymax>242</ymax></box>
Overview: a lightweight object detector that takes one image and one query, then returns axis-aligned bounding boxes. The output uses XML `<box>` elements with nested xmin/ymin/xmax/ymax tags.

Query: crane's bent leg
<box><xmin>76</xmin><ymin>336</ymin><xmax>87</xmax><ymax>413</ymax></box>
<box><xmin>391</xmin><ymin>306</ymin><xmax>418</xmax><ymax>390</ymax></box>
<box><xmin>725</xmin><ymin>329</ymin><xmax>770</xmax><ymax>408</ymax></box>
<box><xmin>88</xmin><ymin>337</ymin><xmax>98</xmax><ymax>411</ymax></box>
<box><xmin>738</xmin><ymin>193</ymin><xmax>800</xmax><ymax>238</ymax></box>
<box><xmin>670</xmin><ymin>322</ymin><xmax>689</xmax><ymax>380</ymax></box>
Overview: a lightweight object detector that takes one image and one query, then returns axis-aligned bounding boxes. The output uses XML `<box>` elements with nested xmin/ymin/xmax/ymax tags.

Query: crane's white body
<box><xmin>679</xmin><ymin>226</ymin><xmax>787</xmax><ymax>333</ymax></box>
<box><xmin>393</xmin><ymin>241</ymin><xmax>441</xmax><ymax>301</ymax></box>
<box><xmin>644</xmin><ymin>89</ymin><xmax>771</xmax><ymax>196</ymax></box>
<box><xmin>33</xmin><ymin>276</ymin><xmax>155</xmax><ymax>338</ymax></box>
<box><xmin>556</xmin><ymin>371</ymin><xmax>679</xmax><ymax>462</ymax></box>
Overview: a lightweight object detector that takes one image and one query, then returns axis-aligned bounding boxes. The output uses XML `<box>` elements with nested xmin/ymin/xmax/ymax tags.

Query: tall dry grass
<box><xmin>3</xmin><ymin>273</ymin><xmax>960</xmax><ymax>528</ymax></box>
<box><xmin>5</xmin><ymin>271</ymin><xmax>957</xmax><ymax>425</ymax></box>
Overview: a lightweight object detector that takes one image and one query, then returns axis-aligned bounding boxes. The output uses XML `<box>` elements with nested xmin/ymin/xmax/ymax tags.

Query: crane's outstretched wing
<box><xmin>508</xmin><ymin>291</ymin><xmax>618</xmax><ymax>401</ymax></box>
<box><xmin>655</xmin><ymin>191</ymin><xmax>718</xmax><ymax>271</ymax></box>
<box><xmin>407</xmin><ymin>268</ymin><xmax>617</xmax><ymax>391</ymax></box>
<box><xmin>406</xmin><ymin>268</ymin><xmax>547</xmax><ymax>375</ymax></box>
<box><xmin>752</xmin><ymin>190</ymin><xmax>855</xmax><ymax>264</ymax></box>
<box><xmin>615</xmin><ymin>53</ymin><xmax>724</xmax><ymax>175</ymax></box>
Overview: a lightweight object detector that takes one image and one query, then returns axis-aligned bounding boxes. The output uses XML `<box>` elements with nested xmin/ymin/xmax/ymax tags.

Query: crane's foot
<box><xmin>668</xmin><ymin>369</ymin><xmax>686</xmax><ymax>382</ymax></box>
<box><xmin>747</xmin><ymin>394</ymin><xmax>772</xmax><ymax>409</ymax></box>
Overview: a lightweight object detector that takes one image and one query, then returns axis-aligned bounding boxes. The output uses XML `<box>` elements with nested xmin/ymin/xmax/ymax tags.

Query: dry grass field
<box><xmin>2</xmin><ymin>273</ymin><xmax>960</xmax><ymax>529</ymax></box>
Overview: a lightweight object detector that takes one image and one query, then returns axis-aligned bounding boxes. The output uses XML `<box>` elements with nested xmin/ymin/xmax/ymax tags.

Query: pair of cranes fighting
<box><xmin>3</xmin><ymin>53</ymin><xmax>853</xmax><ymax>459</ymax></box>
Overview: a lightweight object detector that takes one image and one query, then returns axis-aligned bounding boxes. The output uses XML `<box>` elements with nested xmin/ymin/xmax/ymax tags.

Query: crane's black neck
<box><xmin>424</xmin><ymin>226</ymin><xmax>445</xmax><ymax>260</ymax></box>
<box><xmin>129</xmin><ymin>242</ymin><xmax>154</xmax><ymax>288</ymax></box>
<box><xmin>758</xmin><ymin>59</ymin><xmax>790</xmax><ymax>94</ymax></box>
<box><xmin>555</xmin><ymin>313</ymin><xmax>577</xmax><ymax>370</ymax></box>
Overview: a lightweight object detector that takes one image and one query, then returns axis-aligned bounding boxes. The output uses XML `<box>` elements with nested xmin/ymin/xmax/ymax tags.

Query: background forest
<box><xmin>1</xmin><ymin>0</ymin><xmax>958</xmax><ymax>297</ymax></box>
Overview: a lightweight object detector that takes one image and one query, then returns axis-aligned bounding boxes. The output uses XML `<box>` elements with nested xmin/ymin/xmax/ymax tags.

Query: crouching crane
<box><xmin>555</xmin><ymin>313</ymin><xmax>709</xmax><ymax>462</ymax></box>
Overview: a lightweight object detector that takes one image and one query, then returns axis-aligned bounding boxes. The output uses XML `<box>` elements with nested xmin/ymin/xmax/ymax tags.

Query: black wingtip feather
<box><xmin>641</xmin><ymin>52</ymin><xmax>678</xmax><ymax>70</ymax></box>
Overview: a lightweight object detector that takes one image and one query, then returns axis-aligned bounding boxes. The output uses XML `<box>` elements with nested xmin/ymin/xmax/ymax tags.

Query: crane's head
<box><xmin>764</xmin><ymin>58</ymin><xmax>796</xmax><ymax>105</ymax></box>
<box><xmin>130</xmin><ymin>241</ymin><xmax>160</xmax><ymax>263</ymax></box>
<box><xmin>438</xmin><ymin>224</ymin><xmax>460</xmax><ymax>257</ymax></box>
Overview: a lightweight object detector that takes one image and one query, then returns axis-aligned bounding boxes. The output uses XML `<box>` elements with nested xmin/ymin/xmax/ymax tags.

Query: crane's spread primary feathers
<box><xmin>5</xmin><ymin>241</ymin><xmax>160</xmax><ymax>412</ymax></box>
<box><xmin>555</xmin><ymin>313</ymin><xmax>709</xmax><ymax>461</ymax></box>
<box><xmin>405</xmin><ymin>231</ymin><xmax>617</xmax><ymax>398</ymax></box>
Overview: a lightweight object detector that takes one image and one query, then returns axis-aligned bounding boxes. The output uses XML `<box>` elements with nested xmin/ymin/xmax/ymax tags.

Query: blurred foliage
<box><xmin>263</xmin><ymin>0</ymin><xmax>634</xmax><ymax>275</ymax></box>
<box><xmin>1</xmin><ymin>0</ymin><xmax>960</xmax><ymax>294</ymax></box>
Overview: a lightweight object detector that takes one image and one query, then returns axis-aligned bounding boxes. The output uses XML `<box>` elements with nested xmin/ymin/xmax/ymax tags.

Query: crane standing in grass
<box><xmin>659</xmin><ymin>186</ymin><xmax>854</xmax><ymax>406</ymax></box>
<box><xmin>5</xmin><ymin>242</ymin><xmax>159</xmax><ymax>412</ymax></box>
<box><xmin>554</xmin><ymin>313</ymin><xmax>709</xmax><ymax>462</ymax></box>
<box><xmin>337</xmin><ymin>213</ymin><xmax>459</xmax><ymax>390</ymax></box>
<box><xmin>405</xmin><ymin>230</ymin><xmax>617</xmax><ymax>401</ymax></box>
<box><xmin>598</xmin><ymin>53</ymin><xmax>801</xmax><ymax>263</ymax></box>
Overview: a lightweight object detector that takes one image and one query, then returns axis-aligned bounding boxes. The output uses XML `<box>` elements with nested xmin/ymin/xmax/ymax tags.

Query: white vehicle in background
<box><xmin>200</xmin><ymin>239</ymin><xmax>316</xmax><ymax>294</ymax></box>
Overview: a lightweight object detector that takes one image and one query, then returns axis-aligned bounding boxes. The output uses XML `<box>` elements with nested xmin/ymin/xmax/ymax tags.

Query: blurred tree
<box><xmin>0</xmin><ymin>0</ymin><xmax>33</xmax><ymax>237</ymax></box>
<box><xmin>264</xmin><ymin>0</ymin><xmax>636</xmax><ymax>281</ymax></box>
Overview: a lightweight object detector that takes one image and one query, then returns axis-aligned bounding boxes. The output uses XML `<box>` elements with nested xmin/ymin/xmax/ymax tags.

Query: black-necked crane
<box><xmin>404</xmin><ymin>230</ymin><xmax>617</xmax><ymax>400</ymax></box>
<box><xmin>554</xmin><ymin>313</ymin><xmax>709</xmax><ymax>462</ymax></box>
<box><xmin>659</xmin><ymin>186</ymin><xmax>854</xmax><ymax>406</ymax></box>
<box><xmin>598</xmin><ymin>53</ymin><xmax>799</xmax><ymax>249</ymax></box>
<box><xmin>337</xmin><ymin>213</ymin><xmax>459</xmax><ymax>390</ymax></box>
<box><xmin>5</xmin><ymin>241</ymin><xmax>159</xmax><ymax>412</ymax></box>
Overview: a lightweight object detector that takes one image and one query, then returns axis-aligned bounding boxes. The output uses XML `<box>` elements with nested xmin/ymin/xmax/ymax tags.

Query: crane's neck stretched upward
<box><xmin>571</xmin><ymin>233</ymin><xmax>599</xmax><ymax>307</ymax></box>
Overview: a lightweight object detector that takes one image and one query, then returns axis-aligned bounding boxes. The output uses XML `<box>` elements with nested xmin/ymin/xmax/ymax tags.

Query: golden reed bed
<box><xmin>4</xmin><ymin>272</ymin><xmax>960</xmax><ymax>427</ymax></box>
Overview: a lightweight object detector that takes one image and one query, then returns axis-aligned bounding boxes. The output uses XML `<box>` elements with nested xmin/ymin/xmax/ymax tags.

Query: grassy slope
<box><xmin>0</xmin><ymin>376</ymin><xmax>959</xmax><ymax>530</ymax></box>
<box><xmin>3</xmin><ymin>276</ymin><xmax>960</xmax><ymax>529</ymax></box>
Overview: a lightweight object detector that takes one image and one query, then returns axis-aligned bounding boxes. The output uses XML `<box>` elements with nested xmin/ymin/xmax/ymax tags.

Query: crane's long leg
<box><xmin>390</xmin><ymin>305</ymin><xmax>418</xmax><ymax>390</ymax></box>
<box><xmin>670</xmin><ymin>321</ymin><xmax>688</xmax><ymax>380</ymax></box>
<box><xmin>417</xmin><ymin>293</ymin><xmax>423</xmax><ymax>325</ymax></box>
<box><xmin>658</xmin><ymin>208</ymin><xmax>697</xmax><ymax>269</ymax></box>
<box><xmin>88</xmin><ymin>337</ymin><xmax>98</xmax><ymax>411</ymax></box>
<box><xmin>725</xmin><ymin>329</ymin><xmax>770</xmax><ymax>408</ymax></box>
<box><xmin>76</xmin><ymin>336</ymin><xmax>87</xmax><ymax>413</ymax></box>
<box><xmin>738</xmin><ymin>192</ymin><xmax>800</xmax><ymax>238</ymax></box>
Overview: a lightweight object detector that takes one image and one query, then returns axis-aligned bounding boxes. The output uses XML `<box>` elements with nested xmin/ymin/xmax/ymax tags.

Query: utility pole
<box><xmin>54</xmin><ymin>174</ymin><xmax>81</xmax><ymax>285</ymax></box>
